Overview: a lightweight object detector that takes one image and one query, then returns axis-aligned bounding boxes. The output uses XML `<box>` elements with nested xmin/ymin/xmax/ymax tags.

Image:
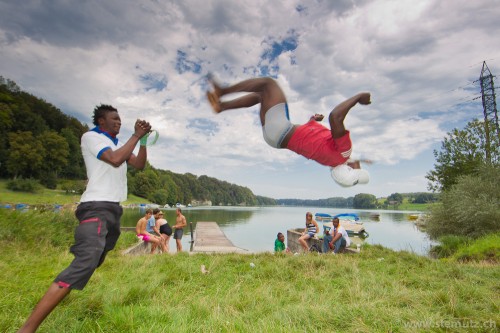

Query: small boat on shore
<box><xmin>315</xmin><ymin>213</ymin><xmax>369</xmax><ymax>238</ymax></box>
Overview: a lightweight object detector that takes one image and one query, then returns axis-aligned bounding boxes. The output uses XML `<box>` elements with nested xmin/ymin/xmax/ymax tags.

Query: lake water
<box><xmin>121</xmin><ymin>206</ymin><xmax>436</xmax><ymax>256</ymax></box>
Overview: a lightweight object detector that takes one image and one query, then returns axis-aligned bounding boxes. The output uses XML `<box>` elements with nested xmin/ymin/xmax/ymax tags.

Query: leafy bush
<box><xmin>39</xmin><ymin>172</ymin><xmax>57</xmax><ymax>189</ymax></box>
<box><xmin>60</xmin><ymin>180</ymin><xmax>86</xmax><ymax>194</ymax></box>
<box><xmin>426</xmin><ymin>163</ymin><xmax>500</xmax><ymax>239</ymax></box>
<box><xmin>6</xmin><ymin>178</ymin><xmax>41</xmax><ymax>193</ymax></box>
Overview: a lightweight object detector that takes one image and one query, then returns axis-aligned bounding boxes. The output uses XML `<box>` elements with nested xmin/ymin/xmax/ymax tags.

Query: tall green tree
<box><xmin>426</xmin><ymin>119</ymin><xmax>499</xmax><ymax>192</ymax></box>
<box><xmin>39</xmin><ymin>131</ymin><xmax>70</xmax><ymax>177</ymax></box>
<box><xmin>0</xmin><ymin>101</ymin><xmax>14</xmax><ymax>177</ymax></box>
<box><xmin>385</xmin><ymin>193</ymin><xmax>403</xmax><ymax>206</ymax></box>
<box><xmin>132</xmin><ymin>169</ymin><xmax>160</xmax><ymax>200</ymax></box>
<box><xmin>37</xmin><ymin>131</ymin><xmax>70</xmax><ymax>188</ymax></box>
<box><xmin>60</xmin><ymin>127</ymin><xmax>85</xmax><ymax>178</ymax></box>
<box><xmin>158</xmin><ymin>173</ymin><xmax>179</xmax><ymax>205</ymax></box>
<box><xmin>353</xmin><ymin>193</ymin><xmax>377</xmax><ymax>209</ymax></box>
<box><xmin>6</xmin><ymin>131</ymin><xmax>45</xmax><ymax>178</ymax></box>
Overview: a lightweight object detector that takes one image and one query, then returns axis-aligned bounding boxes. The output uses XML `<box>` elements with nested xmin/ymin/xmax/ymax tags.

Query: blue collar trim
<box><xmin>91</xmin><ymin>127</ymin><xmax>118</xmax><ymax>145</ymax></box>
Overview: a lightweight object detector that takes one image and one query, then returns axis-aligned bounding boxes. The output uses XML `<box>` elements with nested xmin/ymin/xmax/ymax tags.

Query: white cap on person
<box><xmin>330</xmin><ymin>164</ymin><xmax>370</xmax><ymax>187</ymax></box>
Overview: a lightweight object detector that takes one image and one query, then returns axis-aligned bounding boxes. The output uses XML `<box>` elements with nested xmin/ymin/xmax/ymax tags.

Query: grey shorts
<box><xmin>262</xmin><ymin>103</ymin><xmax>294</xmax><ymax>148</ymax></box>
<box><xmin>54</xmin><ymin>201</ymin><xmax>122</xmax><ymax>290</ymax></box>
<box><xmin>173</xmin><ymin>228</ymin><xmax>184</xmax><ymax>240</ymax></box>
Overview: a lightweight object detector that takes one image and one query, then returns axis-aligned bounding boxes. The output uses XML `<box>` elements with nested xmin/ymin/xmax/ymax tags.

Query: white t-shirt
<box><xmin>334</xmin><ymin>225</ymin><xmax>351</xmax><ymax>247</ymax></box>
<box><xmin>79</xmin><ymin>130</ymin><xmax>128</xmax><ymax>203</ymax></box>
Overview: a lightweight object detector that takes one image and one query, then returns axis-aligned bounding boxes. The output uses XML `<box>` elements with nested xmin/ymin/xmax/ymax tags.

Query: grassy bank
<box><xmin>0</xmin><ymin>180</ymin><xmax>148</xmax><ymax>206</ymax></box>
<box><xmin>1</xmin><ymin>209</ymin><xmax>498</xmax><ymax>332</ymax></box>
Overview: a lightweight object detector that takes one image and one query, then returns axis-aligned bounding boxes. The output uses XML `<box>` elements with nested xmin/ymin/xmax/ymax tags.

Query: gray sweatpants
<box><xmin>54</xmin><ymin>201</ymin><xmax>122</xmax><ymax>290</ymax></box>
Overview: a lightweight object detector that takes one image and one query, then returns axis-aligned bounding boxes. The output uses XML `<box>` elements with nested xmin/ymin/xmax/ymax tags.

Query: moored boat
<box><xmin>315</xmin><ymin>213</ymin><xmax>369</xmax><ymax>238</ymax></box>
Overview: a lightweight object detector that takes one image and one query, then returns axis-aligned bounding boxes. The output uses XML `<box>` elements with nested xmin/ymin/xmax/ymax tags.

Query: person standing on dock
<box><xmin>172</xmin><ymin>208</ymin><xmax>187</xmax><ymax>252</ymax></box>
<box><xmin>18</xmin><ymin>105</ymin><xmax>152</xmax><ymax>333</ymax></box>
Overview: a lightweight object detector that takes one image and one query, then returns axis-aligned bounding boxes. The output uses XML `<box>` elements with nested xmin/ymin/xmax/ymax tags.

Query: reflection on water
<box><xmin>121</xmin><ymin>206</ymin><xmax>435</xmax><ymax>256</ymax></box>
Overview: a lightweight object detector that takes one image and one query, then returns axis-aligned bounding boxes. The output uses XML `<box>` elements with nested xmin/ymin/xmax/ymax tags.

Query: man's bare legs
<box><xmin>328</xmin><ymin>92</ymin><xmax>371</xmax><ymax>139</ymax></box>
<box><xmin>18</xmin><ymin>283</ymin><xmax>71</xmax><ymax>333</ymax></box>
<box><xmin>207</xmin><ymin>77</ymin><xmax>287</xmax><ymax>125</ymax></box>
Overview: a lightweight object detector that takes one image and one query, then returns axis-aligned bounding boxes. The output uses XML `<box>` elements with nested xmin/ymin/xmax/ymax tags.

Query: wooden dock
<box><xmin>192</xmin><ymin>222</ymin><xmax>248</xmax><ymax>253</ymax></box>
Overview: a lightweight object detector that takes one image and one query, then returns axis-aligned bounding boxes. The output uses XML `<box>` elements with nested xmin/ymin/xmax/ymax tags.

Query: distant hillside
<box><xmin>277</xmin><ymin>192</ymin><xmax>437</xmax><ymax>209</ymax></box>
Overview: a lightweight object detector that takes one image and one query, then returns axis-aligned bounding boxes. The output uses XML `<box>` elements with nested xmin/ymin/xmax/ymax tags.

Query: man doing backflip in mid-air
<box><xmin>206</xmin><ymin>76</ymin><xmax>372</xmax><ymax>187</ymax></box>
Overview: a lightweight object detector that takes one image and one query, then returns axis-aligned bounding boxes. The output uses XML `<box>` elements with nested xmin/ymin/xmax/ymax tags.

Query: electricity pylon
<box><xmin>479</xmin><ymin>61</ymin><xmax>499</xmax><ymax>162</ymax></box>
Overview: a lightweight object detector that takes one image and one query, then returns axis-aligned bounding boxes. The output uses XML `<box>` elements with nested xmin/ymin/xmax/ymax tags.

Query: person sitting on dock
<box><xmin>274</xmin><ymin>232</ymin><xmax>291</xmax><ymax>253</ymax></box>
<box><xmin>326</xmin><ymin>217</ymin><xmax>351</xmax><ymax>254</ymax></box>
<box><xmin>298</xmin><ymin>212</ymin><xmax>320</xmax><ymax>251</ymax></box>
<box><xmin>136</xmin><ymin>209</ymin><xmax>166</xmax><ymax>254</ymax></box>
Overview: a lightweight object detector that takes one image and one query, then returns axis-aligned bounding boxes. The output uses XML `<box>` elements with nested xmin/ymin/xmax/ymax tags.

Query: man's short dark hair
<box><xmin>93</xmin><ymin>104</ymin><xmax>118</xmax><ymax>126</ymax></box>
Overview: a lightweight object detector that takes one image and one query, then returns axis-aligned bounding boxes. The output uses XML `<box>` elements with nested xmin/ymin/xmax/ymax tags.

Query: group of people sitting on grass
<box><xmin>275</xmin><ymin>212</ymin><xmax>351</xmax><ymax>254</ymax></box>
<box><xmin>135</xmin><ymin>207</ymin><xmax>187</xmax><ymax>254</ymax></box>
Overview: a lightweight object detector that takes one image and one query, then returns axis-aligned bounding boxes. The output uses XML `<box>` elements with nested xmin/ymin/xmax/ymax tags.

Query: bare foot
<box><xmin>207</xmin><ymin>73</ymin><xmax>223</xmax><ymax>97</ymax></box>
<box><xmin>206</xmin><ymin>91</ymin><xmax>221</xmax><ymax>113</ymax></box>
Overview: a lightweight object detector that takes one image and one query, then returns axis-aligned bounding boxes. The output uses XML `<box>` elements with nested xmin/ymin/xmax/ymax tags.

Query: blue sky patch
<box><xmin>175</xmin><ymin>50</ymin><xmax>202</xmax><ymax>74</ymax></box>
<box><xmin>139</xmin><ymin>73</ymin><xmax>167</xmax><ymax>92</ymax></box>
<box><xmin>187</xmin><ymin>117</ymin><xmax>219</xmax><ymax>135</ymax></box>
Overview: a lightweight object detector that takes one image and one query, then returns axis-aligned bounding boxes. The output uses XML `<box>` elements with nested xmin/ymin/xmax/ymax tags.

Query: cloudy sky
<box><xmin>1</xmin><ymin>0</ymin><xmax>499</xmax><ymax>200</ymax></box>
